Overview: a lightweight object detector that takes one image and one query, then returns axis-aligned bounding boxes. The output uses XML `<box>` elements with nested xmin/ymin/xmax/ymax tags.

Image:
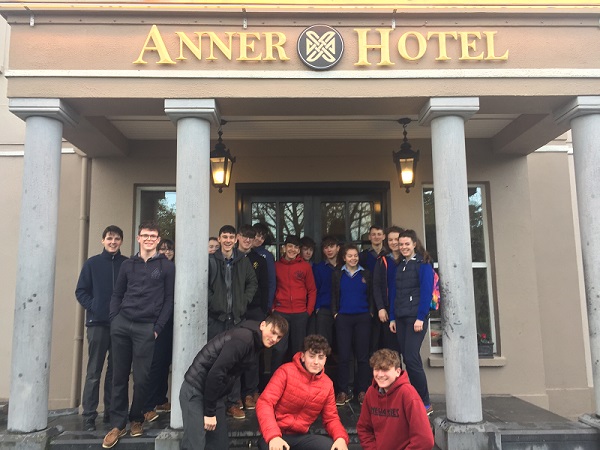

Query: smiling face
<box><xmin>102</xmin><ymin>232</ymin><xmax>123</xmax><ymax>254</ymax></box>
<box><xmin>259</xmin><ymin>322</ymin><xmax>285</xmax><ymax>348</ymax></box>
<box><xmin>284</xmin><ymin>243</ymin><xmax>300</xmax><ymax>261</ymax></box>
<box><xmin>387</xmin><ymin>231</ymin><xmax>400</xmax><ymax>253</ymax></box>
<box><xmin>301</xmin><ymin>349</ymin><xmax>327</xmax><ymax>375</ymax></box>
<box><xmin>137</xmin><ymin>228</ymin><xmax>160</xmax><ymax>253</ymax></box>
<box><xmin>237</xmin><ymin>233</ymin><xmax>254</xmax><ymax>253</ymax></box>
<box><xmin>399</xmin><ymin>236</ymin><xmax>417</xmax><ymax>259</ymax></box>
<box><xmin>343</xmin><ymin>248</ymin><xmax>359</xmax><ymax>270</ymax></box>
<box><xmin>218</xmin><ymin>232</ymin><xmax>237</xmax><ymax>257</ymax></box>
<box><xmin>208</xmin><ymin>239</ymin><xmax>219</xmax><ymax>254</ymax></box>
<box><xmin>373</xmin><ymin>365</ymin><xmax>401</xmax><ymax>392</ymax></box>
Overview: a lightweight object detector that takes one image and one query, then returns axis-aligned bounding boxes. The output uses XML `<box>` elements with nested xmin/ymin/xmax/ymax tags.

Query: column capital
<box><xmin>419</xmin><ymin>97</ymin><xmax>479</xmax><ymax>126</ymax></box>
<box><xmin>9</xmin><ymin>98</ymin><xmax>79</xmax><ymax>127</ymax></box>
<box><xmin>164</xmin><ymin>99</ymin><xmax>220</xmax><ymax>126</ymax></box>
<box><xmin>554</xmin><ymin>96</ymin><xmax>600</xmax><ymax>124</ymax></box>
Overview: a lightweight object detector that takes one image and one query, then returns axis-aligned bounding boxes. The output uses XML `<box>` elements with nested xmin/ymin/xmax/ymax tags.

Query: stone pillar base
<box><xmin>156</xmin><ymin>429</ymin><xmax>183</xmax><ymax>450</ymax></box>
<box><xmin>579</xmin><ymin>413</ymin><xmax>600</xmax><ymax>429</ymax></box>
<box><xmin>0</xmin><ymin>427</ymin><xmax>62</xmax><ymax>450</ymax></box>
<box><xmin>434</xmin><ymin>416</ymin><xmax>501</xmax><ymax>450</ymax></box>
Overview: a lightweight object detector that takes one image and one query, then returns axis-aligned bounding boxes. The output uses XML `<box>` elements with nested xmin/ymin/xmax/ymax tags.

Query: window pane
<box><xmin>423</xmin><ymin>188</ymin><xmax>438</xmax><ymax>261</ymax></box>
<box><xmin>251</xmin><ymin>202</ymin><xmax>277</xmax><ymax>243</ymax></box>
<box><xmin>280</xmin><ymin>202</ymin><xmax>304</xmax><ymax>238</ymax></box>
<box><xmin>140</xmin><ymin>190</ymin><xmax>176</xmax><ymax>241</ymax></box>
<box><xmin>474</xmin><ymin>267</ymin><xmax>492</xmax><ymax>338</ymax></box>
<box><xmin>321</xmin><ymin>202</ymin><xmax>346</xmax><ymax>243</ymax></box>
<box><xmin>469</xmin><ymin>187</ymin><xmax>486</xmax><ymax>262</ymax></box>
<box><xmin>349</xmin><ymin>201</ymin><xmax>373</xmax><ymax>242</ymax></box>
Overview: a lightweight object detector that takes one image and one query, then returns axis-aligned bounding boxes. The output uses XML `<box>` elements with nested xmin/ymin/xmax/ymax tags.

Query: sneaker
<box><xmin>335</xmin><ymin>392</ymin><xmax>352</xmax><ymax>406</ymax></box>
<box><xmin>226</xmin><ymin>404</ymin><xmax>246</xmax><ymax>419</ymax></box>
<box><xmin>82</xmin><ymin>417</ymin><xmax>96</xmax><ymax>431</ymax></box>
<box><xmin>144</xmin><ymin>410</ymin><xmax>159</xmax><ymax>423</ymax></box>
<box><xmin>102</xmin><ymin>427</ymin><xmax>126</xmax><ymax>449</ymax></box>
<box><xmin>425</xmin><ymin>404</ymin><xmax>434</xmax><ymax>416</ymax></box>
<box><xmin>358</xmin><ymin>392</ymin><xmax>366</xmax><ymax>406</ymax></box>
<box><xmin>130</xmin><ymin>421</ymin><xmax>144</xmax><ymax>437</ymax></box>
<box><xmin>155</xmin><ymin>402</ymin><xmax>171</xmax><ymax>413</ymax></box>
<box><xmin>244</xmin><ymin>393</ymin><xmax>259</xmax><ymax>410</ymax></box>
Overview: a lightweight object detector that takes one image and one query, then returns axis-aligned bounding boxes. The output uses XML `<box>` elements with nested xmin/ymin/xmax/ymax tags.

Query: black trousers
<box><xmin>109</xmin><ymin>314</ymin><xmax>155</xmax><ymax>428</ymax></box>
<box><xmin>270</xmin><ymin>312</ymin><xmax>309</xmax><ymax>373</ymax></box>
<box><xmin>81</xmin><ymin>326</ymin><xmax>112</xmax><ymax>420</ymax></box>
<box><xmin>143</xmin><ymin>319</ymin><xmax>173</xmax><ymax>412</ymax></box>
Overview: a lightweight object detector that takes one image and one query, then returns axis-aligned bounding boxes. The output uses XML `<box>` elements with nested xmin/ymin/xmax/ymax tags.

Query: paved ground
<box><xmin>1</xmin><ymin>396</ymin><xmax>599</xmax><ymax>449</ymax></box>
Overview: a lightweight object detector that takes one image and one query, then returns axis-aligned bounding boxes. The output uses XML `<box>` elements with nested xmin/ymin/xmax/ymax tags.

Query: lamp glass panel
<box><xmin>210</xmin><ymin>157</ymin><xmax>226</xmax><ymax>185</ymax></box>
<box><xmin>399</xmin><ymin>158</ymin><xmax>414</xmax><ymax>185</ymax></box>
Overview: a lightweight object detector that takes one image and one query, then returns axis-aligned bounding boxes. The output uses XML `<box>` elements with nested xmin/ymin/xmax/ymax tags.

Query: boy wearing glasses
<box><xmin>102</xmin><ymin>221</ymin><xmax>175</xmax><ymax>449</ymax></box>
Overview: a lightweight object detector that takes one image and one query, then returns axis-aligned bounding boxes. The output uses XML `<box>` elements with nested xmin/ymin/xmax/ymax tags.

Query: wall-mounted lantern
<box><xmin>392</xmin><ymin>118</ymin><xmax>420</xmax><ymax>193</ymax></box>
<box><xmin>210</xmin><ymin>123</ymin><xmax>236</xmax><ymax>193</ymax></box>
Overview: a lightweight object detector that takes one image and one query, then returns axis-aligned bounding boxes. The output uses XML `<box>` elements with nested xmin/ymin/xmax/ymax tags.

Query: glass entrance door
<box><xmin>238</xmin><ymin>182</ymin><xmax>389</xmax><ymax>261</ymax></box>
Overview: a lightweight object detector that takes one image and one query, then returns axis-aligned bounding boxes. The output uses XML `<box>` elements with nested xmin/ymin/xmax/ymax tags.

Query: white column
<box><xmin>7</xmin><ymin>99</ymin><xmax>79</xmax><ymax>433</ymax></box>
<box><xmin>165</xmin><ymin>99</ymin><xmax>219</xmax><ymax>429</ymax></box>
<box><xmin>555</xmin><ymin>96</ymin><xmax>600</xmax><ymax>416</ymax></box>
<box><xmin>419</xmin><ymin>98</ymin><xmax>482</xmax><ymax>424</ymax></box>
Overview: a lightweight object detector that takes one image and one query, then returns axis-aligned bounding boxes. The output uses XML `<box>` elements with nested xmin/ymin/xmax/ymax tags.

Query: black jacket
<box><xmin>109</xmin><ymin>252</ymin><xmax>175</xmax><ymax>335</ymax></box>
<box><xmin>245</xmin><ymin>250</ymin><xmax>269</xmax><ymax>315</ymax></box>
<box><xmin>184</xmin><ymin>320</ymin><xmax>264</xmax><ymax>416</ymax></box>
<box><xmin>75</xmin><ymin>249</ymin><xmax>128</xmax><ymax>327</ymax></box>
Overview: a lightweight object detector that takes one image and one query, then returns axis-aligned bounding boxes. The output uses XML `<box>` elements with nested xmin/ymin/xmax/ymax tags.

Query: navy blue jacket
<box><xmin>389</xmin><ymin>254</ymin><xmax>434</xmax><ymax>322</ymax></box>
<box><xmin>75</xmin><ymin>249</ymin><xmax>128</xmax><ymax>327</ymax></box>
<box><xmin>110</xmin><ymin>252</ymin><xmax>175</xmax><ymax>335</ymax></box>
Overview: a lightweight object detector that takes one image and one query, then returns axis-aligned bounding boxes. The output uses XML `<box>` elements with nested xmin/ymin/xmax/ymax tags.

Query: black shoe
<box><xmin>83</xmin><ymin>417</ymin><xmax>96</xmax><ymax>431</ymax></box>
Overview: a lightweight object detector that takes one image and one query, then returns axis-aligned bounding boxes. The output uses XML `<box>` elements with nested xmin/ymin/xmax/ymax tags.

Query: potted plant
<box><xmin>477</xmin><ymin>333</ymin><xmax>494</xmax><ymax>358</ymax></box>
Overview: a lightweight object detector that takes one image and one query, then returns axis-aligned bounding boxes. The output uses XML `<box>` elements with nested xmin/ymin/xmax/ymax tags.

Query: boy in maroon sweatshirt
<box><xmin>357</xmin><ymin>349</ymin><xmax>434</xmax><ymax>450</ymax></box>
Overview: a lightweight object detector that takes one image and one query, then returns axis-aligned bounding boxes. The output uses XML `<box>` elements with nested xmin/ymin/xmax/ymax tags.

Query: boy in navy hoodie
<box><xmin>102</xmin><ymin>221</ymin><xmax>175</xmax><ymax>449</ymax></box>
<box><xmin>76</xmin><ymin>225</ymin><xmax>128</xmax><ymax>431</ymax></box>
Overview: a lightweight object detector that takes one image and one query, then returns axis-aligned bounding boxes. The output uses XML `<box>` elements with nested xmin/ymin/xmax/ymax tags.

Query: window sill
<box><xmin>428</xmin><ymin>354</ymin><xmax>507</xmax><ymax>367</ymax></box>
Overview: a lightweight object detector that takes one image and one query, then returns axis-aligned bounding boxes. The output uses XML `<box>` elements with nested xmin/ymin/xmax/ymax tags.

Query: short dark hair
<box><xmin>159</xmin><ymin>239</ymin><xmax>175</xmax><ymax>250</ymax></box>
<box><xmin>219</xmin><ymin>225</ymin><xmax>236</xmax><ymax>236</ymax></box>
<box><xmin>385</xmin><ymin>225</ymin><xmax>404</xmax><ymax>236</ymax></box>
<box><xmin>252</xmin><ymin>223</ymin><xmax>272</xmax><ymax>245</ymax></box>
<box><xmin>284</xmin><ymin>235</ymin><xmax>301</xmax><ymax>247</ymax></box>
<box><xmin>238</xmin><ymin>224</ymin><xmax>256</xmax><ymax>239</ymax></box>
<box><xmin>321</xmin><ymin>235</ymin><xmax>339</xmax><ymax>249</ymax></box>
<box><xmin>209</xmin><ymin>236</ymin><xmax>218</xmax><ymax>242</ymax></box>
<box><xmin>369</xmin><ymin>225</ymin><xmax>384</xmax><ymax>233</ymax></box>
<box><xmin>264</xmin><ymin>312</ymin><xmax>289</xmax><ymax>336</ymax></box>
<box><xmin>300</xmin><ymin>236</ymin><xmax>316</xmax><ymax>250</ymax></box>
<box><xmin>341</xmin><ymin>243</ymin><xmax>359</xmax><ymax>260</ymax></box>
<box><xmin>138</xmin><ymin>221</ymin><xmax>160</xmax><ymax>235</ymax></box>
<box><xmin>370</xmin><ymin>349</ymin><xmax>401</xmax><ymax>370</ymax></box>
<box><xmin>303</xmin><ymin>334</ymin><xmax>331</xmax><ymax>356</ymax></box>
<box><xmin>103</xmin><ymin>225</ymin><xmax>123</xmax><ymax>240</ymax></box>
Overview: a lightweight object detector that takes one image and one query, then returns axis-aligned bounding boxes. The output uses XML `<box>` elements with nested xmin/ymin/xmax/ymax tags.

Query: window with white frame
<box><xmin>423</xmin><ymin>185</ymin><xmax>496</xmax><ymax>355</ymax></box>
<box><xmin>135</xmin><ymin>186</ymin><xmax>176</xmax><ymax>250</ymax></box>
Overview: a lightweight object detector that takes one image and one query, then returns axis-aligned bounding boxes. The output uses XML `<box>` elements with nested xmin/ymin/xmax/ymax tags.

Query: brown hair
<box><xmin>370</xmin><ymin>349</ymin><xmax>401</xmax><ymax>370</ymax></box>
<box><xmin>264</xmin><ymin>313</ymin><xmax>289</xmax><ymax>336</ymax></box>
<box><xmin>303</xmin><ymin>334</ymin><xmax>332</xmax><ymax>356</ymax></box>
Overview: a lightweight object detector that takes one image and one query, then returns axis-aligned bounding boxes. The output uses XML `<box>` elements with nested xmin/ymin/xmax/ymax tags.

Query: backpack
<box><xmin>430</xmin><ymin>269</ymin><xmax>440</xmax><ymax>311</ymax></box>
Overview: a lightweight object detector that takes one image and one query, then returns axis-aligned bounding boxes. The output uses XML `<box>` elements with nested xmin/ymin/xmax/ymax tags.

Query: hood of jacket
<box><xmin>279</xmin><ymin>255</ymin><xmax>303</xmax><ymax>265</ymax></box>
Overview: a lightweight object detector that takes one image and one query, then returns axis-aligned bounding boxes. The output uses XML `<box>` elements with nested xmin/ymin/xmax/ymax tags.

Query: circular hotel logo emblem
<box><xmin>297</xmin><ymin>25</ymin><xmax>344</xmax><ymax>70</ymax></box>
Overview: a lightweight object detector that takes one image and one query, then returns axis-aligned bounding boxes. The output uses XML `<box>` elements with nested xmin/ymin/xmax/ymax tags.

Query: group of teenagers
<box><xmin>75</xmin><ymin>220</ymin><xmax>436</xmax><ymax>450</ymax></box>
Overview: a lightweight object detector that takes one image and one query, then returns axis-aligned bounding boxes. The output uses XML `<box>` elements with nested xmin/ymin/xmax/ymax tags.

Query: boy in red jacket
<box><xmin>357</xmin><ymin>349</ymin><xmax>434</xmax><ymax>450</ymax></box>
<box><xmin>256</xmin><ymin>335</ymin><xmax>348</xmax><ymax>450</ymax></box>
<box><xmin>270</xmin><ymin>235</ymin><xmax>317</xmax><ymax>373</ymax></box>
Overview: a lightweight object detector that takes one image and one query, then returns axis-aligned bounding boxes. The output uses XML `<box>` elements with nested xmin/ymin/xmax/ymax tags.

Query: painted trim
<box><xmin>6</xmin><ymin>68</ymin><xmax>600</xmax><ymax>80</ymax></box>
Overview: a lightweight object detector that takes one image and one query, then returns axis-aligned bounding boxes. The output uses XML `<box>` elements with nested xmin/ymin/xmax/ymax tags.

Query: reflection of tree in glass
<box><xmin>349</xmin><ymin>202</ymin><xmax>373</xmax><ymax>242</ymax></box>
<box><xmin>321</xmin><ymin>202</ymin><xmax>345</xmax><ymax>241</ymax></box>
<box><xmin>423</xmin><ymin>189</ymin><xmax>438</xmax><ymax>261</ymax></box>
<box><xmin>469</xmin><ymin>188</ymin><xmax>485</xmax><ymax>262</ymax></box>
<box><xmin>156</xmin><ymin>198</ymin><xmax>176</xmax><ymax>242</ymax></box>
<box><xmin>251</xmin><ymin>202</ymin><xmax>277</xmax><ymax>242</ymax></box>
<box><xmin>281</xmin><ymin>202</ymin><xmax>304</xmax><ymax>237</ymax></box>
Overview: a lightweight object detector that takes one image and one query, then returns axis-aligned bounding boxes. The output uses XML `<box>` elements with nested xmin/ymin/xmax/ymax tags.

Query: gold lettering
<box><xmin>354</xmin><ymin>28</ymin><xmax>394</xmax><ymax>66</ymax></box>
<box><xmin>483</xmin><ymin>31</ymin><xmax>509</xmax><ymax>60</ymax></box>
<box><xmin>201</xmin><ymin>32</ymin><xmax>235</xmax><ymax>61</ymax></box>
<box><xmin>458</xmin><ymin>32</ymin><xmax>484</xmax><ymax>60</ymax></box>
<box><xmin>176</xmin><ymin>32</ymin><xmax>202</xmax><ymax>61</ymax></box>
<box><xmin>263</xmin><ymin>32</ymin><xmax>290</xmax><ymax>61</ymax></box>
<box><xmin>398</xmin><ymin>31</ymin><xmax>427</xmax><ymax>61</ymax></box>
<box><xmin>133</xmin><ymin>25</ymin><xmax>175</xmax><ymax>65</ymax></box>
<box><xmin>238</xmin><ymin>32</ymin><xmax>262</xmax><ymax>61</ymax></box>
<box><xmin>426</xmin><ymin>31</ymin><xmax>458</xmax><ymax>61</ymax></box>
